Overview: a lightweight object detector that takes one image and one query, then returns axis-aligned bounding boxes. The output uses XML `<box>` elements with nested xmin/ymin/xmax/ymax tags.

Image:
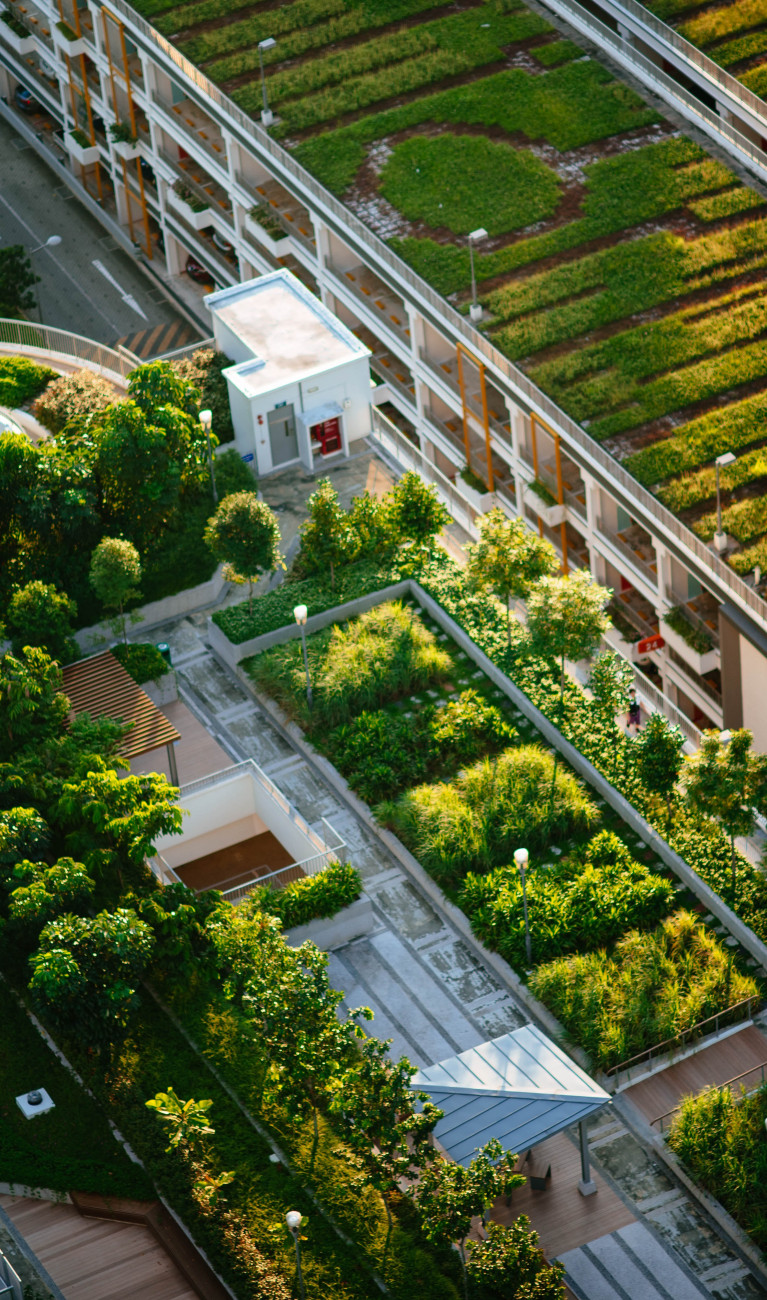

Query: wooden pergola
<box><xmin>61</xmin><ymin>650</ymin><xmax>181</xmax><ymax>783</ymax></box>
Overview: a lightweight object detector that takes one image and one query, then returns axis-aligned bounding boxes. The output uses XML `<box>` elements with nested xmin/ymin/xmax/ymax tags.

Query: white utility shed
<box><xmin>412</xmin><ymin>1025</ymin><xmax>610</xmax><ymax>1194</ymax></box>
<box><xmin>206</xmin><ymin>271</ymin><xmax>372</xmax><ymax>476</ymax></box>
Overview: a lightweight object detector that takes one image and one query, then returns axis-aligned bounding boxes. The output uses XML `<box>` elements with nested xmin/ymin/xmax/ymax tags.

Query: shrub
<box><xmin>324</xmin><ymin>689</ymin><xmax>517</xmax><ymax>803</ymax></box>
<box><xmin>661</xmin><ymin>606</ymin><xmax>713</xmax><ymax>653</ymax></box>
<box><xmin>246</xmin><ymin>860</ymin><xmax>362</xmax><ymax>930</ymax></box>
<box><xmin>7</xmin><ymin>581</ymin><xmax>79</xmax><ymax>663</ymax></box>
<box><xmin>460</xmin><ymin>831</ymin><xmax>675</xmax><ymax>969</ymax></box>
<box><xmin>172</xmin><ymin>347</ymin><xmax>235</xmax><ymax>444</ymax></box>
<box><xmin>33</xmin><ymin>368</ymin><xmax>115</xmax><ymax>434</ymax></box>
<box><xmin>380</xmin><ymin>744</ymin><xmax>599</xmax><ymax>886</ymax></box>
<box><xmin>249</xmin><ymin>600</ymin><xmax>452</xmax><ymax>730</ymax></box>
<box><xmin>529</xmin><ymin>910</ymin><xmax>759</xmax><ymax>1069</ymax></box>
<box><xmin>0</xmin><ymin>355</ymin><xmax>56</xmax><ymax>407</ymax></box>
<box><xmin>112</xmin><ymin>641</ymin><xmax>169</xmax><ymax>685</ymax></box>
<box><xmin>214</xmin><ymin>448</ymin><xmax>257</xmax><ymax>497</ymax></box>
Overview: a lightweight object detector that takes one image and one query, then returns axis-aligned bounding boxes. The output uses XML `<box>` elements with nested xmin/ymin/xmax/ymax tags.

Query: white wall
<box><xmin>739</xmin><ymin>634</ymin><xmax>767</xmax><ymax>752</ymax></box>
<box><xmin>155</xmin><ymin>768</ymin><xmax>320</xmax><ymax>866</ymax></box>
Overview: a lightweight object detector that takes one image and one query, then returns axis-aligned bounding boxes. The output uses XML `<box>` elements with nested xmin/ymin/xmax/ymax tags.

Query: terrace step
<box><xmin>558</xmin><ymin>1222</ymin><xmax>711</xmax><ymax>1300</ymax></box>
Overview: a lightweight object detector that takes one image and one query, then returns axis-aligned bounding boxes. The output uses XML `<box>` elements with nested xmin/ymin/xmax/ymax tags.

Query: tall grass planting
<box><xmin>379</xmin><ymin>745</ymin><xmax>599</xmax><ymax>886</ymax></box>
<box><xmin>247</xmin><ymin>601</ymin><xmax>451</xmax><ymax>730</ymax></box>
<box><xmin>529</xmin><ymin>910</ymin><xmax>759</xmax><ymax>1069</ymax></box>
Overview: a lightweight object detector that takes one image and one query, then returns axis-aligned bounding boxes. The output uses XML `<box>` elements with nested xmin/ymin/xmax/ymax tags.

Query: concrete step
<box><xmin>559</xmin><ymin>1222</ymin><xmax>711</xmax><ymax>1300</ymax></box>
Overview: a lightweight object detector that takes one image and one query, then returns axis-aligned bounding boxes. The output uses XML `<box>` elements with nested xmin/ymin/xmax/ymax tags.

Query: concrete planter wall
<box><xmin>76</xmin><ymin>566</ymin><xmax>228</xmax><ymax>653</ymax></box>
<box><xmin>457</xmin><ymin>477</ymin><xmax>496</xmax><ymax>515</ymax></box>
<box><xmin>244</xmin><ymin>212</ymin><xmax>292</xmax><ymax>258</ymax></box>
<box><xmin>142</xmin><ymin>671</ymin><xmax>178</xmax><ymax>707</ymax></box>
<box><xmin>523</xmin><ymin>482</ymin><xmax>567</xmax><ymax>527</ymax></box>
<box><xmin>167</xmin><ymin>188</ymin><xmax>213</xmax><ymax>231</ymax></box>
<box><xmin>54</xmin><ymin>25</ymin><xmax>87</xmax><ymax>55</ymax></box>
<box><xmin>284</xmin><ymin>896</ymin><xmax>375</xmax><ymax>950</ymax></box>
<box><xmin>113</xmin><ymin>137</ymin><xmax>141</xmax><ymax>161</ymax></box>
<box><xmin>66</xmin><ymin>133</ymin><xmax>100</xmax><ymax>166</ymax></box>
<box><xmin>208</xmin><ymin>579</ymin><xmax>412</xmax><ymax>668</ymax></box>
<box><xmin>0</xmin><ymin>23</ymin><xmax>36</xmax><ymax>54</ymax></box>
<box><xmin>660</xmin><ymin>617</ymin><xmax>720</xmax><ymax>676</ymax></box>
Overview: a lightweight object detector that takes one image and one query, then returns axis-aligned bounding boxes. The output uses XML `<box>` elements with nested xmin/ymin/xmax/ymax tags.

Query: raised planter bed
<box><xmin>660</xmin><ymin>616</ymin><xmax>720</xmax><ymax>676</ymax></box>
<box><xmin>523</xmin><ymin>481</ymin><xmax>567</xmax><ymax>527</ymax></box>
<box><xmin>0</xmin><ymin>21</ymin><xmax>36</xmax><ymax>54</ymax></box>
<box><xmin>112</xmin><ymin>137</ymin><xmax>141</xmax><ymax>161</ymax></box>
<box><xmin>65</xmin><ymin>131</ymin><xmax>100</xmax><ymax>166</ymax></box>
<box><xmin>244</xmin><ymin>210</ymin><xmax>292</xmax><ymax>258</ymax></box>
<box><xmin>53</xmin><ymin>21</ymin><xmax>87</xmax><ymax>55</ymax></box>
<box><xmin>166</xmin><ymin>186</ymin><xmax>213</xmax><ymax>231</ymax></box>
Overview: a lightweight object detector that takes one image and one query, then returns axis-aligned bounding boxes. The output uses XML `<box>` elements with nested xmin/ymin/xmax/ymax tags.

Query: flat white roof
<box><xmin>206</xmin><ymin>270</ymin><xmax>369</xmax><ymax>398</ymax></box>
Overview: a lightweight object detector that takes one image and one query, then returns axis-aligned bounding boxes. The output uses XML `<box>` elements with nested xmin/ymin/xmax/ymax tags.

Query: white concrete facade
<box><xmin>2</xmin><ymin>0</ymin><xmax>767</xmax><ymax>739</ymax></box>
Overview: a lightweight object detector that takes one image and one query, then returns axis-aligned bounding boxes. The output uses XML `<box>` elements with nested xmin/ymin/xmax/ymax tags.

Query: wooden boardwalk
<box><xmin>0</xmin><ymin>1196</ymin><xmax>198</xmax><ymax>1300</ymax></box>
<box><xmin>129</xmin><ymin>701</ymin><xmax>231</xmax><ymax>786</ymax></box>
<box><xmin>490</xmin><ymin>1128</ymin><xmax>635</xmax><ymax>1259</ymax></box>
<box><xmin>623</xmin><ymin>1023</ymin><xmax>767</xmax><ymax>1127</ymax></box>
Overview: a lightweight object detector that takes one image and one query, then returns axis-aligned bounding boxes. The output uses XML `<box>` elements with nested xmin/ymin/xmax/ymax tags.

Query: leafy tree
<box><xmin>0</xmin><ymin>648</ymin><xmax>70</xmax><ymax>762</ymax></box>
<box><xmin>588</xmin><ymin>650</ymin><xmax>633</xmax><ymax>777</ymax></box>
<box><xmin>348</xmin><ymin>489</ymin><xmax>396</xmax><ymax>559</ymax></box>
<box><xmin>89</xmin><ymin>537</ymin><xmax>141</xmax><ymax>644</ymax></box>
<box><xmin>467</xmin><ymin>1218</ymin><xmax>565</xmax><ymax>1299</ymax></box>
<box><xmin>635</xmin><ymin>711</ymin><xmax>685</xmax><ymax>832</ymax></box>
<box><xmin>296</xmin><ymin>478</ymin><xmax>356</xmax><ymax>588</ymax></box>
<box><xmin>684</xmin><ymin>729</ymin><xmax>767</xmax><ymax>913</ymax></box>
<box><xmin>413</xmin><ymin>1139</ymin><xmax>524</xmax><ymax>1299</ymax></box>
<box><xmin>146</xmin><ymin>1087</ymin><xmax>215</xmax><ymax>1152</ymax></box>
<box><xmin>389</xmin><ymin>471</ymin><xmax>449</xmax><ymax>553</ymax></box>
<box><xmin>204</xmin><ymin>492</ymin><xmax>282</xmax><ymax>610</ymax></box>
<box><xmin>332</xmin><ymin>1036</ymin><xmax>442</xmax><ymax>1241</ymax></box>
<box><xmin>7</xmin><ymin>581</ymin><xmax>79</xmax><ymax>663</ymax></box>
<box><xmin>128</xmin><ymin>359</ymin><xmax>200</xmax><ymax>421</ymax></box>
<box><xmin>0</xmin><ymin>807</ymin><xmax>50</xmax><ymax>879</ymax></box>
<box><xmin>172</xmin><ymin>347</ymin><xmax>235</xmax><ymax>444</ymax></box>
<box><xmin>33</xmin><ymin>369</ymin><xmax>115</xmax><ymax>436</ymax></box>
<box><xmin>0</xmin><ymin>245</ymin><xmax>36</xmax><ymax>318</ymax></box>
<box><xmin>467</xmin><ymin>510</ymin><xmax>557</xmax><ymax>643</ymax></box>
<box><xmin>6</xmin><ymin>857</ymin><xmax>94</xmax><ymax>941</ymax></box>
<box><xmin>29</xmin><ymin>907</ymin><xmax>154</xmax><ymax>1061</ymax></box>
<box><xmin>526</xmin><ymin>571</ymin><xmax>612</xmax><ymax>718</ymax></box>
<box><xmin>56</xmin><ymin>769</ymin><xmax>183</xmax><ymax>901</ymax></box>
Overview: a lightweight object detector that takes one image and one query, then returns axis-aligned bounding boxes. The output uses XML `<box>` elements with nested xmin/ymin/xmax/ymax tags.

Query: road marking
<box><xmin>91</xmin><ymin>259</ymin><xmax>149</xmax><ymax>320</ymax></box>
<box><xmin>0</xmin><ymin>190</ymin><xmax>122</xmax><ymax>333</ymax></box>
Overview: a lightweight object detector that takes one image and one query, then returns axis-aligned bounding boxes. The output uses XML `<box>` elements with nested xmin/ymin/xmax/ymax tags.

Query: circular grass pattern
<box><xmin>379</xmin><ymin>133</ymin><xmax>561</xmax><ymax>237</ymax></box>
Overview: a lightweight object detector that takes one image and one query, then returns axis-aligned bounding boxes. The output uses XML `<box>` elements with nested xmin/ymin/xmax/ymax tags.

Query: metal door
<box><xmin>268</xmin><ymin>404</ymin><xmax>298</xmax><ymax>465</ymax></box>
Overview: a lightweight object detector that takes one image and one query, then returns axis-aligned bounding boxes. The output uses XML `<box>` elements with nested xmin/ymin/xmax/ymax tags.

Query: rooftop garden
<box><xmin>119</xmin><ymin>0</ymin><xmax>767</xmax><ymax>580</ymax></box>
<box><xmin>640</xmin><ymin>0</ymin><xmax>767</xmax><ymax>103</ymax></box>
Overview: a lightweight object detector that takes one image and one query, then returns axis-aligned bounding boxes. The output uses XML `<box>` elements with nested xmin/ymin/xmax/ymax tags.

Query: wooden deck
<box><xmin>129</xmin><ymin>701</ymin><xmax>231</xmax><ymax>786</ymax></box>
<box><xmin>176</xmin><ymin>831</ymin><xmax>294</xmax><ymax>893</ymax></box>
<box><xmin>490</xmin><ymin>1128</ymin><xmax>635</xmax><ymax>1259</ymax></box>
<box><xmin>0</xmin><ymin>1195</ymin><xmax>198</xmax><ymax>1300</ymax></box>
<box><xmin>623</xmin><ymin>1023</ymin><xmax>767</xmax><ymax>1127</ymax></box>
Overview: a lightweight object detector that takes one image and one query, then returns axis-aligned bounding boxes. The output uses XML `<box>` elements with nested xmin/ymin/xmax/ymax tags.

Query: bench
<box><xmin>525</xmin><ymin>1149</ymin><xmax>552</xmax><ymax>1191</ymax></box>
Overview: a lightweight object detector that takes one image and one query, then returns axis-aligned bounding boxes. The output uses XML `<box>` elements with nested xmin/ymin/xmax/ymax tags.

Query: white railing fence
<box><xmin>0</xmin><ymin>317</ymin><xmax>135</xmax><ymax>379</ymax></box>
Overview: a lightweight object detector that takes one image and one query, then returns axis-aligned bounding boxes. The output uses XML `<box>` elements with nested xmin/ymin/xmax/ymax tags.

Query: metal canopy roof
<box><xmin>412</xmin><ymin>1025</ymin><xmax>610</xmax><ymax>1167</ymax></box>
<box><xmin>62</xmin><ymin>651</ymin><xmax>180</xmax><ymax>760</ymax></box>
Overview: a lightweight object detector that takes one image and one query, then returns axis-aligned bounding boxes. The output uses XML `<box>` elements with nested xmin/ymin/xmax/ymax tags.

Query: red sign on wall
<box><xmin>636</xmin><ymin>634</ymin><xmax>665</xmax><ymax>655</ymax></box>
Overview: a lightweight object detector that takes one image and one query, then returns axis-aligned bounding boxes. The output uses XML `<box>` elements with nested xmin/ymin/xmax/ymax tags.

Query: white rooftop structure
<box><xmin>413</xmin><ymin>1024</ymin><xmax>610</xmax><ymax>1193</ymax></box>
<box><xmin>206</xmin><ymin>271</ymin><xmax>372</xmax><ymax>476</ymax></box>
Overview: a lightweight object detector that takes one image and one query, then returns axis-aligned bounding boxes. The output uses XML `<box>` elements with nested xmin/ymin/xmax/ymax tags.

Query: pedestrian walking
<box><xmin>627</xmin><ymin>687</ymin><xmax>641</xmax><ymax>733</ymax></box>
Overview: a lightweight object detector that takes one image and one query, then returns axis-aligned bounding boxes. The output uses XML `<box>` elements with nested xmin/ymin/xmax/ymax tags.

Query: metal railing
<box><xmin>220</xmin><ymin>843</ymin><xmax>342</xmax><ymax>906</ymax></box>
<box><xmin>149</xmin><ymin>852</ymin><xmax>183</xmax><ymax>886</ymax></box>
<box><xmin>0</xmin><ymin>317</ymin><xmax>134</xmax><ymax>379</ymax></box>
<box><xmin>371</xmin><ymin>407</ymin><xmax>484</xmax><ymax>537</ymax></box>
<box><xmin>93</xmin><ymin>0</ymin><xmax>767</xmax><ymax>637</ymax></box>
<box><xmin>606</xmin><ymin>996</ymin><xmax>760</xmax><ymax>1088</ymax></box>
<box><xmin>595</xmin><ymin>518</ymin><xmax>660</xmax><ymax>591</ymax></box>
<box><xmin>651</xmin><ymin>1059</ymin><xmax>767</xmax><ymax>1133</ymax></box>
<box><xmin>156</xmin><ymin>335</ymin><xmax>215</xmax><ymax>361</ymax></box>
<box><xmin>631</xmin><ymin>660</ymin><xmax>702</xmax><ymax>747</ymax></box>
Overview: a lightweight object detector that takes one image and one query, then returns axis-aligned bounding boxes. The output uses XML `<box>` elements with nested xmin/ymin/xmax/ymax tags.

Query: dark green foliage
<box><xmin>171</xmin><ymin>347</ymin><xmax>235</xmax><ymax>443</ymax></box>
<box><xmin>324</xmin><ymin>689</ymin><xmax>517</xmax><ymax>803</ymax></box>
<box><xmin>6</xmin><ymin>581</ymin><xmax>78</xmax><ymax>663</ymax></box>
<box><xmin>460</xmin><ymin>831</ymin><xmax>675</xmax><ymax>969</ymax></box>
<box><xmin>246</xmin><ymin>860</ymin><xmax>362</xmax><ymax>929</ymax></box>
<box><xmin>468</xmin><ymin>1218</ymin><xmax>565</xmax><ymax>1298</ymax></box>
<box><xmin>32</xmin><ymin>369</ymin><xmax>115</xmax><ymax>435</ymax></box>
<box><xmin>0</xmin><ymin>991</ymin><xmax>153</xmax><ymax>1198</ymax></box>
<box><xmin>112</xmin><ymin>641</ymin><xmax>170</xmax><ymax>685</ymax></box>
<box><xmin>214</xmin><ymin>447</ymin><xmax>257</xmax><ymax>497</ymax></box>
<box><xmin>0</xmin><ymin>355</ymin><xmax>55</xmax><ymax>407</ymax></box>
<box><xmin>0</xmin><ymin>246</ymin><xmax>36</xmax><ymax>318</ymax></box>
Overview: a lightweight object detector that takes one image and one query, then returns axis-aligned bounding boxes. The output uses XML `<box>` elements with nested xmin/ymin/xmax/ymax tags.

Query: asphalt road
<box><xmin>0</xmin><ymin>114</ymin><xmax>195</xmax><ymax>349</ymax></box>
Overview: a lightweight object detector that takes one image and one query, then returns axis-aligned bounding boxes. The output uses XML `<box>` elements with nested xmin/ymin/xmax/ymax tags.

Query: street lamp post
<box><xmin>28</xmin><ymin>234</ymin><xmax>62</xmax><ymax>323</ymax></box>
<box><xmin>467</xmin><ymin>227</ymin><xmax>487</xmax><ymax>322</ymax></box>
<box><xmin>199</xmin><ymin>409</ymin><xmax>218</xmax><ymax>504</ymax></box>
<box><xmin>258</xmin><ymin>37</ymin><xmax>277</xmax><ymax>126</ymax></box>
<box><xmin>514</xmin><ymin>847</ymin><xmax>532</xmax><ymax>967</ymax></box>
<box><xmin>294</xmin><ymin>604</ymin><xmax>313</xmax><ymax>709</ymax></box>
<box><xmin>285</xmin><ymin>1211</ymin><xmax>305</xmax><ymax>1300</ymax></box>
<box><xmin>714</xmin><ymin>451</ymin><xmax>736</xmax><ymax>553</ymax></box>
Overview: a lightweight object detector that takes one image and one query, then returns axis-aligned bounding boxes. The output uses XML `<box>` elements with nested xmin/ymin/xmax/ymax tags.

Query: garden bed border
<box><xmin>75</xmin><ymin>567</ymin><xmax>229</xmax><ymax>655</ymax></box>
<box><xmin>219</xmin><ymin>578</ymin><xmax>767</xmax><ymax>976</ymax></box>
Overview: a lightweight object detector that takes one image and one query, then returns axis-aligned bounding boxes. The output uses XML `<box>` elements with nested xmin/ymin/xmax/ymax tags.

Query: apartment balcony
<box><xmin>595</xmin><ymin>517</ymin><xmax>658</xmax><ymax>595</ymax></box>
<box><xmin>666</xmin><ymin>647</ymin><xmax>723</xmax><ymax>718</ymax></box>
<box><xmin>6</xmin><ymin>0</ymin><xmax>54</xmax><ymax>52</ymax></box>
<box><xmin>417</xmin><ymin>347</ymin><xmax>510</xmax><ymax>448</ymax></box>
<box><xmin>160</xmin><ymin>148</ymin><xmax>232</xmax><ymax>223</ymax></box>
<box><xmin>329</xmin><ymin>260</ymin><xmax>410</xmax><ymax>350</ymax></box>
<box><xmin>0</xmin><ymin>14</ymin><xmax>37</xmax><ymax>54</ymax></box>
<box><xmin>238</xmin><ymin>174</ymin><xmax>315</xmax><ymax>254</ymax></box>
<box><xmin>153</xmin><ymin>89</ymin><xmax>227</xmax><ymax>172</ymax></box>
<box><xmin>244</xmin><ymin>205</ymin><xmax>293</xmax><ymax>259</ymax></box>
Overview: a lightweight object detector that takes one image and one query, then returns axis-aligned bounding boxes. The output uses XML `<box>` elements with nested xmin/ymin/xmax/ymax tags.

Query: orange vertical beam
<box><xmin>478</xmin><ymin>359</ymin><xmax>494</xmax><ymax>492</ymax></box>
<box><xmin>456</xmin><ymin>346</ymin><xmax>472</xmax><ymax>472</ymax></box>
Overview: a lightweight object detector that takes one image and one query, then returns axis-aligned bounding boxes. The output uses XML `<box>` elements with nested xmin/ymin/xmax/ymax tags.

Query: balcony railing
<box><xmin>596</xmin><ymin>518</ymin><xmax>659</xmax><ymax>590</ymax></box>
<box><xmin>0</xmin><ymin>317</ymin><xmax>134</xmax><ymax>379</ymax></box>
<box><xmin>605</xmin><ymin>996</ymin><xmax>759</xmax><ymax>1089</ymax></box>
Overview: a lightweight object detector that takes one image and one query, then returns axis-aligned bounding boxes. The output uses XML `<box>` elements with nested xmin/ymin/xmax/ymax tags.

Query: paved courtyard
<box><xmin>147</xmin><ymin>605</ymin><xmax>766</xmax><ymax>1300</ymax></box>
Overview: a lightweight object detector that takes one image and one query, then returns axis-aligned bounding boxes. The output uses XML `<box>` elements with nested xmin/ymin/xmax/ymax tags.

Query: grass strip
<box><xmin>626</xmin><ymin>388</ymin><xmax>767</xmax><ymax>483</ymax></box>
<box><xmin>693</xmin><ymin>493</ymin><xmax>767</xmax><ymax>543</ymax></box>
<box><xmin>657</xmin><ymin>442</ymin><xmax>767</xmax><ymax>511</ymax></box>
<box><xmin>679</xmin><ymin>0</ymin><xmax>767</xmax><ymax>48</ymax></box>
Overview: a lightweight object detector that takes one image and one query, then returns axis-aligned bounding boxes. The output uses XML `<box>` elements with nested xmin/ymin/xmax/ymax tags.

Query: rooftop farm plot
<box><xmin>130</xmin><ymin>0</ymin><xmax>767</xmax><ymax>569</ymax></box>
<box><xmin>244</xmin><ymin>598</ymin><xmax>759</xmax><ymax>1073</ymax></box>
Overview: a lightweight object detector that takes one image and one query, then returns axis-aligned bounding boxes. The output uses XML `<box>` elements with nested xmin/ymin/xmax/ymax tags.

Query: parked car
<box><xmin>14</xmin><ymin>86</ymin><xmax>37</xmax><ymax>112</ymax></box>
<box><xmin>185</xmin><ymin>254</ymin><xmax>214</xmax><ymax>285</ymax></box>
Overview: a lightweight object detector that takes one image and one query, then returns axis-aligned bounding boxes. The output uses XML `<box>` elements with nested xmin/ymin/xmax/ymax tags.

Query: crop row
<box><xmin>694</xmin><ymin>493</ymin><xmax>767</xmax><ymax>544</ymax></box>
<box><xmin>710</xmin><ymin>29</ymin><xmax>767</xmax><ymax>67</ymax></box>
<box><xmin>292</xmin><ymin>59</ymin><xmax>659</xmax><ymax>193</ymax></box>
<box><xmin>657</xmin><ymin>443</ymin><xmax>767</xmax><ymax>512</ymax></box>
<box><xmin>626</xmin><ymin>388</ymin><xmax>767</xmax><ymax>484</ymax></box>
<box><xmin>689</xmin><ymin>186</ymin><xmax>765</xmax><ymax>221</ymax></box>
<box><xmin>678</xmin><ymin>0</ymin><xmax>764</xmax><ymax>50</ymax></box>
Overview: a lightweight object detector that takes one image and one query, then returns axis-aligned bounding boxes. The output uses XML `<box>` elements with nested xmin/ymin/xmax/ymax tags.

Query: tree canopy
<box><xmin>204</xmin><ymin>493</ymin><xmax>282</xmax><ymax>609</ymax></box>
<box><xmin>467</xmin><ymin>510</ymin><xmax>557</xmax><ymax>642</ymax></box>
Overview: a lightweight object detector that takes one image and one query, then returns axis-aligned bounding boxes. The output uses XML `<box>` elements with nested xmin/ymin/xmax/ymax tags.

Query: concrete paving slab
<box><xmin>643</xmin><ymin>1197</ymin><xmax>741</xmax><ymax>1279</ymax></box>
<box><xmin>422</xmin><ymin>936</ymin><xmax>510</xmax><ymax>1008</ymax></box>
<box><xmin>369</xmin><ymin>930</ymin><xmax>481</xmax><ymax>1053</ymax></box>
<box><xmin>328</xmin><ymin>948</ymin><xmax>428</xmax><ymax>1066</ymax></box>
<box><xmin>226</xmin><ymin>712</ymin><xmax>295</xmax><ymax>768</ymax></box>
<box><xmin>270</xmin><ymin>762</ymin><xmax>345</xmax><ymax>822</ymax></box>
<box><xmin>617</xmin><ymin>1222</ymin><xmax>712</xmax><ymax>1299</ymax></box>
<box><xmin>339</xmin><ymin>937</ymin><xmax>460</xmax><ymax>1064</ymax></box>
<box><xmin>370</xmin><ymin>879</ymin><xmax>445</xmax><ymax>943</ymax></box>
<box><xmin>179</xmin><ymin>657</ymin><xmax>249</xmax><ymax>716</ymax></box>
<box><xmin>591</xmin><ymin>1131</ymin><xmax>677</xmax><ymax>1205</ymax></box>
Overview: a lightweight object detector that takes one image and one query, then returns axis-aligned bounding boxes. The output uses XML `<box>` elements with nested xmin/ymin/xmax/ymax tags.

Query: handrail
<box><xmin>606</xmin><ymin>996</ymin><xmax>759</xmax><ymax>1086</ymax></box>
<box><xmin>91</xmin><ymin>0</ymin><xmax>767</xmax><ymax>635</ymax></box>
<box><xmin>651</xmin><ymin>1059</ymin><xmax>767</xmax><ymax>1132</ymax></box>
<box><xmin>219</xmin><ymin>845</ymin><xmax>341</xmax><ymax>905</ymax></box>
<box><xmin>0</xmin><ymin>316</ymin><xmax>134</xmax><ymax>379</ymax></box>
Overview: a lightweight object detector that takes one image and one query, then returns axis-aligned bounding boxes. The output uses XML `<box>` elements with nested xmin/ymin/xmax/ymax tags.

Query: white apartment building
<box><xmin>1</xmin><ymin>0</ymin><xmax>767</xmax><ymax>746</ymax></box>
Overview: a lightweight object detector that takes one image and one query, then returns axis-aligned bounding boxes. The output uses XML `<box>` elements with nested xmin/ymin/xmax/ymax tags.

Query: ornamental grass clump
<box><xmin>380</xmin><ymin>745</ymin><xmax>598</xmax><ymax>886</ymax></box>
<box><xmin>529</xmin><ymin>910</ymin><xmax>759</xmax><ymax>1070</ymax></box>
<box><xmin>461</xmin><ymin>831</ymin><xmax>675</xmax><ymax>970</ymax></box>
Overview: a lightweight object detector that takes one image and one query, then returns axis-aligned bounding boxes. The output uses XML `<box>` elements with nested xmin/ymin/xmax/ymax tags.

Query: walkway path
<box><xmin>151</xmin><ymin>609</ymin><xmax>765</xmax><ymax>1299</ymax></box>
<box><xmin>623</xmin><ymin>1024</ymin><xmax>767</xmax><ymax>1131</ymax></box>
<box><xmin>0</xmin><ymin>1196</ymin><xmax>197</xmax><ymax>1300</ymax></box>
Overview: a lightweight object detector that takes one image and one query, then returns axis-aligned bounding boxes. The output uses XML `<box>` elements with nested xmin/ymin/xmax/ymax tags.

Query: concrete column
<box><xmin>166</xmin><ymin>742</ymin><xmax>179</xmax><ymax>786</ymax></box>
<box><xmin>617</xmin><ymin>22</ymin><xmax>635</xmax><ymax>46</ymax></box>
<box><xmin>578</xmin><ymin>1121</ymin><xmax>597</xmax><ymax>1197</ymax></box>
<box><xmin>716</xmin><ymin>103</ymin><xmax>732</xmax><ymax>125</ymax></box>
